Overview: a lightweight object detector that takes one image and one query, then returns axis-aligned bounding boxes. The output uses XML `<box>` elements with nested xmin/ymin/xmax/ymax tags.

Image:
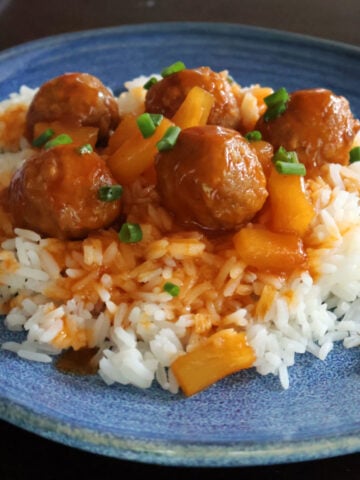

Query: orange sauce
<box><xmin>56</xmin><ymin>347</ymin><xmax>99</xmax><ymax>375</ymax></box>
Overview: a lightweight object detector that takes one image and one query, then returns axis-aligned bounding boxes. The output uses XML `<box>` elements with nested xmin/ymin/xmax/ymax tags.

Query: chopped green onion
<box><xmin>273</xmin><ymin>146</ymin><xmax>299</xmax><ymax>164</ymax></box>
<box><xmin>32</xmin><ymin>128</ymin><xmax>55</xmax><ymax>147</ymax></box>
<box><xmin>272</xmin><ymin>145</ymin><xmax>306</xmax><ymax>175</ymax></box>
<box><xmin>98</xmin><ymin>185</ymin><xmax>123</xmax><ymax>202</ymax></box>
<box><xmin>44</xmin><ymin>133</ymin><xmax>73</xmax><ymax>149</ymax></box>
<box><xmin>143</xmin><ymin>77</ymin><xmax>158</xmax><ymax>90</ymax></box>
<box><xmin>349</xmin><ymin>146</ymin><xmax>360</xmax><ymax>163</ymax></box>
<box><xmin>118</xmin><ymin>222</ymin><xmax>143</xmax><ymax>243</ymax></box>
<box><xmin>77</xmin><ymin>143</ymin><xmax>93</xmax><ymax>154</ymax></box>
<box><xmin>156</xmin><ymin>126</ymin><xmax>181</xmax><ymax>151</ymax></box>
<box><xmin>275</xmin><ymin>161</ymin><xmax>306</xmax><ymax>176</ymax></box>
<box><xmin>263</xmin><ymin>102</ymin><xmax>288</xmax><ymax>122</ymax></box>
<box><xmin>263</xmin><ymin>87</ymin><xmax>289</xmax><ymax>122</ymax></box>
<box><xmin>163</xmin><ymin>282</ymin><xmax>180</xmax><ymax>297</ymax></box>
<box><xmin>245</xmin><ymin>130</ymin><xmax>262</xmax><ymax>142</ymax></box>
<box><xmin>161</xmin><ymin>61</ymin><xmax>186</xmax><ymax>78</ymax></box>
<box><xmin>264</xmin><ymin>87</ymin><xmax>289</xmax><ymax>108</ymax></box>
<box><xmin>150</xmin><ymin>114</ymin><xmax>163</xmax><ymax>127</ymax></box>
<box><xmin>136</xmin><ymin>113</ymin><xmax>163</xmax><ymax>138</ymax></box>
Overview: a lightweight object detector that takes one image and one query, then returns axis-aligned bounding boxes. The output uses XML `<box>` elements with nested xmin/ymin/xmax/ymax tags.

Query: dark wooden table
<box><xmin>0</xmin><ymin>1</ymin><xmax>359</xmax><ymax>478</ymax></box>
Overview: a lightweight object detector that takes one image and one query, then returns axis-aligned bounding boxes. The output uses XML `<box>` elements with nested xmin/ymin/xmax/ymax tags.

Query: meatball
<box><xmin>145</xmin><ymin>67</ymin><xmax>241</xmax><ymax>129</ymax></box>
<box><xmin>155</xmin><ymin>125</ymin><xmax>268</xmax><ymax>232</ymax></box>
<box><xmin>26</xmin><ymin>73</ymin><xmax>120</xmax><ymax>142</ymax></box>
<box><xmin>256</xmin><ymin>88</ymin><xmax>360</xmax><ymax>170</ymax></box>
<box><xmin>249</xmin><ymin>140</ymin><xmax>274</xmax><ymax>178</ymax></box>
<box><xmin>8</xmin><ymin>145</ymin><xmax>121</xmax><ymax>239</ymax></box>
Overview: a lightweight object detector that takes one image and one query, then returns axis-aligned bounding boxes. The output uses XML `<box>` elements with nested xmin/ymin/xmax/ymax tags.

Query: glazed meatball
<box><xmin>249</xmin><ymin>140</ymin><xmax>274</xmax><ymax>178</ymax></box>
<box><xmin>256</xmin><ymin>88</ymin><xmax>360</xmax><ymax>170</ymax></box>
<box><xmin>8</xmin><ymin>145</ymin><xmax>121</xmax><ymax>239</ymax></box>
<box><xmin>155</xmin><ymin>125</ymin><xmax>268</xmax><ymax>232</ymax></box>
<box><xmin>145</xmin><ymin>67</ymin><xmax>241</xmax><ymax>129</ymax></box>
<box><xmin>26</xmin><ymin>73</ymin><xmax>120</xmax><ymax>142</ymax></box>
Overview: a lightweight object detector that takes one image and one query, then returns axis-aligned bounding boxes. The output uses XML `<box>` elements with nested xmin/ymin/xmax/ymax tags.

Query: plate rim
<box><xmin>1</xmin><ymin>396</ymin><xmax>360</xmax><ymax>467</ymax></box>
<box><xmin>0</xmin><ymin>21</ymin><xmax>359</xmax><ymax>467</ymax></box>
<box><xmin>0</xmin><ymin>21</ymin><xmax>359</xmax><ymax>61</ymax></box>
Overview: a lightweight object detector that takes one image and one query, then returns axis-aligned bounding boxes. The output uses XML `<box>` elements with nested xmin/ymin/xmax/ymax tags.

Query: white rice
<box><xmin>1</xmin><ymin>76</ymin><xmax>360</xmax><ymax>395</ymax></box>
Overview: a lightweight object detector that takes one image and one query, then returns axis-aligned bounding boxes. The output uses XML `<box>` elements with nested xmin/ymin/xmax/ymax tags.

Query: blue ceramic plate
<box><xmin>0</xmin><ymin>22</ymin><xmax>360</xmax><ymax>467</ymax></box>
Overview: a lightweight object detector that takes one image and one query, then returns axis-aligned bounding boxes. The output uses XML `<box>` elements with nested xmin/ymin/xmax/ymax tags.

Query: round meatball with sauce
<box><xmin>7</xmin><ymin>145</ymin><xmax>121</xmax><ymax>239</ymax></box>
<box><xmin>155</xmin><ymin>125</ymin><xmax>268</xmax><ymax>232</ymax></box>
<box><xmin>256</xmin><ymin>88</ymin><xmax>360</xmax><ymax>170</ymax></box>
<box><xmin>145</xmin><ymin>67</ymin><xmax>241</xmax><ymax>129</ymax></box>
<box><xmin>26</xmin><ymin>73</ymin><xmax>120</xmax><ymax>142</ymax></box>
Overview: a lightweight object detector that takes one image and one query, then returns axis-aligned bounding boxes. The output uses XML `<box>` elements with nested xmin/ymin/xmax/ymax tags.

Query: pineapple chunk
<box><xmin>171</xmin><ymin>329</ymin><xmax>255</xmax><ymax>396</ymax></box>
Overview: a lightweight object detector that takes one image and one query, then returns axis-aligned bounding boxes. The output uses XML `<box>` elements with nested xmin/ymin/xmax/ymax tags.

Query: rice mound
<box><xmin>1</xmin><ymin>77</ymin><xmax>360</xmax><ymax>395</ymax></box>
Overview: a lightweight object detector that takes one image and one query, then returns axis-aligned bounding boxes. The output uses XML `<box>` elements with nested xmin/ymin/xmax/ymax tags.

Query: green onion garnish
<box><xmin>349</xmin><ymin>146</ymin><xmax>360</xmax><ymax>163</ymax></box>
<box><xmin>156</xmin><ymin>126</ymin><xmax>181</xmax><ymax>151</ymax></box>
<box><xmin>264</xmin><ymin>87</ymin><xmax>289</xmax><ymax>108</ymax></box>
<box><xmin>163</xmin><ymin>282</ymin><xmax>180</xmax><ymax>297</ymax></box>
<box><xmin>273</xmin><ymin>146</ymin><xmax>299</xmax><ymax>164</ymax></box>
<box><xmin>98</xmin><ymin>185</ymin><xmax>123</xmax><ymax>202</ymax></box>
<box><xmin>264</xmin><ymin>102</ymin><xmax>288</xmax><ymax>122</ymax></box>
<box><xmin>143</xmin><ymin>77</ymin><xmax>158</xmax><ymax>90</ymax></box>
<box><xmin>245</xmin><ymin>130</ymin><xmax>262</xmax><ymax>142</ymax></box>
<box><xmin>272</xmin><ymin>146</ymin><xmax>305</xmax><ymax>175</ymax></box>
<box><xmin>263</xmin><ymin>87</ymin><xmax>289</xmax><ymax>122</ymax></box>
<box><xmin>44</xmin><ymin>133</ymin><xmax>73</xmax><ymax>149</ymax></box>
<box><xmin>32</xmin><ymin>128</ymin><xmax>55</xmax><ymax>147</ymax></box>
<box><xmin>275</xmin><ymin>161</ymin><xmax>306</xmax><ymax>176</ymax></box>
<box><xmin>118</xmin><ymin>222</ymin><xmax>143</xmax><ymax>243</ymax></box>
<box><xmin>136</xmin><ymin>113</ymin><xmax>163</xmax><ymax>138</ymax></box>
<box><xmin>161</xmin><ymin>61</ymin><xmax>186</xmax><ymax>78</ymax></box>
<box><xmin>77</xmin><ymin>143</ymin><xmax>93</xmax><ymax>154</ymax></box>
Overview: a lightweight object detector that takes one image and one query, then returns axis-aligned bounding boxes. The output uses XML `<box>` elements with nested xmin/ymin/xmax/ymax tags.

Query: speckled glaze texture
<box><xmin>0</xmin><ymin>23</ymin><xmax>360</xmax><ymax>467</ymax></box>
